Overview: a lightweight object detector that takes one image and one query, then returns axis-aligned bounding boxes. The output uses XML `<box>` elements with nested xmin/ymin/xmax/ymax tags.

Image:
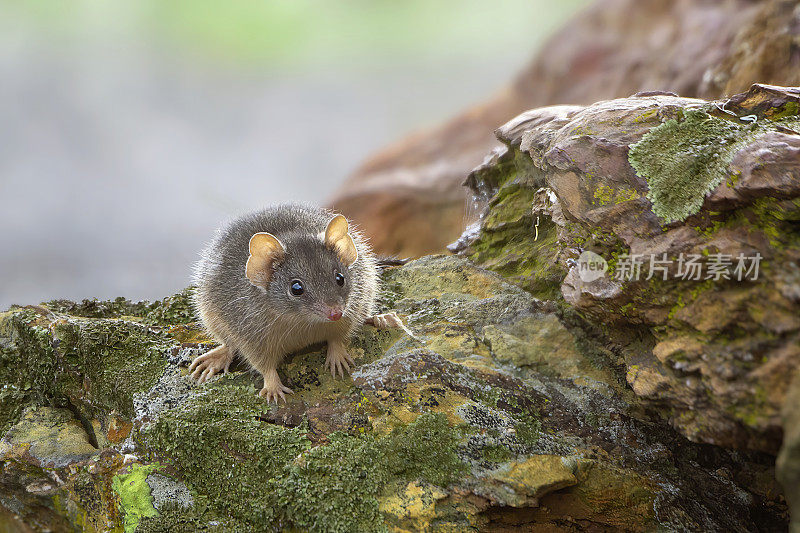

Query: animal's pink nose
<box><xmin>327</xmin><ymin>308</ymin><xmax>343</xmax><ymax>321</ymax></box>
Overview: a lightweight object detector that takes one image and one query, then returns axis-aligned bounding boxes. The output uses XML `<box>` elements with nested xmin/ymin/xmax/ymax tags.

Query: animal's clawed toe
<box><xmin>258</xmin><ymin>370</ymin><xmax>293</xmax><ymax>404</ymax></box>
<box><xmin>325</xmin><ymin>344</ymin><xmax>353</xmax><ymax>379</ymax></box>
<box><xmin>327</xmin><ymin>358</ymin><xmax>350</xmax><ymax>378</ymax></box>
<box><xmin>258</xmin><ymin>385</ymin><xmax>294</xmax><ymax>404</ymax></box>
<box><xmin>190</xmin><ymin>356</ymin><xmax>215</xmax><ymax>383</ymax></box>
<box><xmin>189</xmin><ymin>345</ymin><xmax>234</xmax><ymax>384</ymax></box>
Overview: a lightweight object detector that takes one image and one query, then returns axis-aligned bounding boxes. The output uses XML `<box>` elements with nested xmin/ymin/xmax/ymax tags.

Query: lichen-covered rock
<box><xmin>454</xmin><ymin>83</ymin><xmax>800</xmax><ymax>527</ymax></box>
<box><xmin>0</xmin><ymin>255</ymin><xmax>790</xmax><ymax>531</ymax></box>
<box><xmin>0</xmin><ymin>407</ymin><xmax>97</xmax><ymax>468</ymax></box>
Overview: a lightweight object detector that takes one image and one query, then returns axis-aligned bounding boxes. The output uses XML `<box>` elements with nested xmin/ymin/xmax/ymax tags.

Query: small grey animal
<box><xmin>189</xmin><ymin>204</ymin><xmax>402</xmax><ymax>402</ymax></box>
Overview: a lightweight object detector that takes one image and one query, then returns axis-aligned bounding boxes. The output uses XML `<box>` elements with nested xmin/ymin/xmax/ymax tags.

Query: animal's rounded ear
<box><xmin>324</xmin><ymin>214</ymin><xmax>358</xmax><ymax>266</ymax></box>
<box><xmin>245</xmin><ymin>232</ymin><xmax>286</xmax><ymax>288</ymax></box>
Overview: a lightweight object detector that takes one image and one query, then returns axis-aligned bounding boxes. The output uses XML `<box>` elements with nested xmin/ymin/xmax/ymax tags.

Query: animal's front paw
<box><xmin>258</xmin><ymin>384</ymin><xmax>294</xmax><ymax>404</ymax></box>
<box><xmin>326</xmin><ymin>341</ymin><xmax>354</xmax><ymax>378</ymax></box>
<box><xmin>189</xmin><ymin>345</ymin><xmax>234</xmax><ymax>384</ymax></box>
<box><xmin>366</xmin><ymin>312</ymin><xmax>404</xmax><ymax>329</ymax></box>
<box><xmin>258</xmin><ymin>369</ymin><xmax>293</xmax><ymax>404</ymax></box>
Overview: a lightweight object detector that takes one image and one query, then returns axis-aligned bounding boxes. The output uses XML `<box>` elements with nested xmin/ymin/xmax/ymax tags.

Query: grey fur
<box><xmin>191</xmin><ymin>204</ymin><xmax>379</xmax><ymax>395</ymax></box>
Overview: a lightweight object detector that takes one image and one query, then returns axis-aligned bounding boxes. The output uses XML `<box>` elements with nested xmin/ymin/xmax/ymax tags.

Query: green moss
<box><xmin>138</xmin><ymin>380</ymin><xmax>306</xmax><ymax>527</ymax></box>
<box><xmin>769</xmin><ymin>101</ymin><xmax>799</xmax><ymax>120</ymax></box>
<box><xmin>0</xmin><ymin>311</ymin><xmax>61</xmax><ymax>432</ymax></box>
<box><xmin>467</xmin><ymin>146</ymin><xmax>519</xmax><ymax>199</ymax></box>
<box><xmin>143</xmin><ymin>288</ymin><xmax>196</xmax><ymax>326</ymax></box>
<box><xmin>572</xmin><ymin>462</ymin><xmax>657</xmax><ymax>526</ymax></box>
<box><xmin>469</xmin><ymin>208</ymin><xmax>565</xmax><ymax>299</ymax></box>
<box><xmin>272</xmin><ymin>413</ymin><xmax>466</xmax><ymax>532</ymax></box>
<box><xmin>463</xmin><ymin>147</ymin><xmax>566</xmax><ymax>299</ymax></box>
<box><xmin>43</xmin><ymin>287</ymin><xmax>196</xmax><ymax>326</ymax></box>
<box><xmin>628</xmin><ymin>109</ymin><xmax>800</xmax><ymax>223</ymax></box>
<box><xmin>140</xmin><ymin>381</ymin><xmax>466</xmax><ymax>533</ymax></box>
<box><xmin>0</xmin><ymin>311</ymin><xmax>57</xmax><ymax>393</ymax></box>
<box><xmin>590</xmin><ymin>182</ymin><xmax>640</xmax><ymax>207</ymax></box>
<box><xmin>44</xmin><ymin>297</ymin><xmax>153</xmax><ymax>320</ymax></box>
<box><xmin>0</xmin><ymin>301</ymin><xmax>179</xmax><ymax>434</ymax></box>
<box><xmin>472</xmin><ymin>232</ymin><xmax>564</xmax><ymax>299</ymax></box>
<box><xmin>514</xmin><ymin>416</ymin><xmax>541</xmax><ymax>447</ymax></box>
<box><xmin>667</xmin><ymin>294</ymin><xmax>685</xmax><ymax>321</ymax></box>
<box><xmin>634</xmin><ymin>108</ymin><xmax>659</xmax><ymax>123</ymax></box>
<box><xmin>592</xmin><ymin>234</ymin><xmax>629</xmax><ymax>277</ymax></box>
<box><xmin>616</xmin><ymin>187</ymin><xmax>641</xmax><ymax>203</ymax></box>
<box><xmin>52</xmin><ymin>491</ymin><xmax>93</xmax><ymax>532</ymax></box>
<box><xmin>274</xmin><ymin>431</ymin><xmax>388</xmax><ymax>532</ymax></box>
<box><xmin>726</xmin><ymin>385</ymin><xmax>769</xmax><ymax>429</ymax></box>
<box><xmin>593</xmin><ymin>183</ymin><xmax>614</xmax><ymax>205</ymax></box>
<box><xmin>696</xmin><ymin>196</ymin><xmax>800</xmax><ymax>252</ymax></box>
<box><xmin>482</xmin><ymin>444</ymin><xmax>513</xmax><ymax>463</ymax></box>
<box><xmin>749</xmin><ymin>197</ymin><xmax>800</xmax><ymax>249</ymax></box>
<box><xmin>112</xmin><ymin>464</ymin><xmax>160</xmax><ymax>533</ymax></box>
<box><xmin>137</xmin><ymin>504</ymin><xmax>252</xmax><ymax>533</ymax></box>
<box><xmin>53</xmin><ymin>319</ymin><xmax>171</xmax><ymax>419</ymax></box>
<box><xmin>0</xmin><ymin>382</ymin><xmax>27</xmax><ymax>436</ymax></box>
<box><xmin>570</xmin><ymin>125</ymin><xmax>598</xmax><ymax>136</ymax></box>
<box><xmin>382</xmin><ymin>411</ymin><xmax>467</xmax><ymax>487</ymax></box>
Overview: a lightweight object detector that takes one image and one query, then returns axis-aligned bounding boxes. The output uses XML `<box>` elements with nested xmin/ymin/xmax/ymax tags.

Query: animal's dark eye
<box><xmin>335</xmin><ymin>271</ymin><xmax>345</xmax><ymax>286</ymax></box>
<box><xmin>289</xmin><ymin>279</ymin><xmax>304</xmax><ymax>296</ymax></box>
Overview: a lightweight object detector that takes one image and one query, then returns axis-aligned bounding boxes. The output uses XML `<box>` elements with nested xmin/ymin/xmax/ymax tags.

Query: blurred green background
<box><xmin>0</xmin><ymin>0</ymin><xmax>588</xmax><ymax>307</ymax></box>
<box><xmin>12</xmin><ymin>0</ymin><xmax>587</xmax><ymax>67</ymax></box>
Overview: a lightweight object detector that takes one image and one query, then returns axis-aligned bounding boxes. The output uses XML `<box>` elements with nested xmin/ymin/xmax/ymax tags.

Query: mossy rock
<box><xmin>458</xmin><ymin>84</ymin><xmax>800</xmax><ymax>460</ymax></box>
<box><xmin>0</xmin><ymin>249</ymin><xmax>790</xmax><ymax>530</ymax></box>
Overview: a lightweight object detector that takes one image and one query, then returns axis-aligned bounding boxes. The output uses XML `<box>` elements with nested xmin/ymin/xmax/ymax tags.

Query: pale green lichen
<box><xmin>628</xmin><ymin>109</ymin><xmax>800</xmax><ymax>223</ymax></box>
<box><xmin>112</xmin><ymin>464</ymin><xmax>161</xmax><ymax>533</ymax></box>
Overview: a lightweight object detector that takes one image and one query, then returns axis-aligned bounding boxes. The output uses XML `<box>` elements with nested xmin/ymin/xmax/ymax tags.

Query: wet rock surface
<box><xmin>0</xmin><ymin>254</ymin><xmax>791</xmax><ymax>531</ymax></box>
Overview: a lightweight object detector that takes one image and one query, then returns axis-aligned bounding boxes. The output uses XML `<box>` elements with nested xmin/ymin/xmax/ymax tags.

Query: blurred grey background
<box><xmin>0</xmin><ymin>0</ymin><xmax>587</xmax><ymax>307</ymax></box>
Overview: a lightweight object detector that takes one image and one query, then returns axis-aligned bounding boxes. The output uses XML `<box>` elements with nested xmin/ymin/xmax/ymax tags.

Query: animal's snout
<box><xmin>327</xmin><ymin>307</ymin><xmax>343</xmax><ymax>321</ymax></box>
